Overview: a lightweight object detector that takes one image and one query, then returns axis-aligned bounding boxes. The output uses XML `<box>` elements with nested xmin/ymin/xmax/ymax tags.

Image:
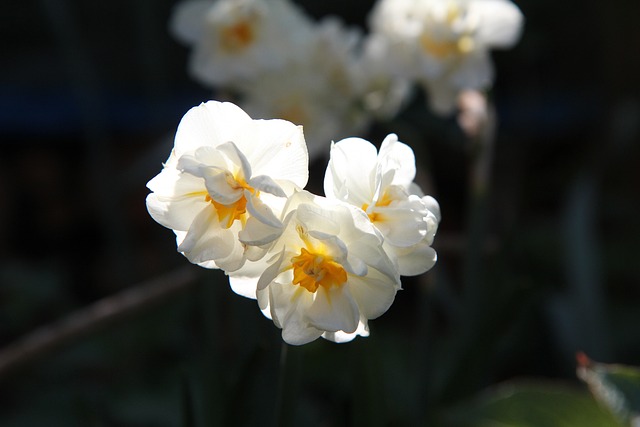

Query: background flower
<box><xmin>171</xmin><ymin>0</ymin><xmax>313</xmax><ymax>87</ymax></box>
<box><xmin>240</xmin><ymin>17</ymin><xmax>368</xmax><ymax>159</ymax></box>
<box><xmin>369</xmin><ymin>0</ymin><xmax>524</xmax><ymax>114</ymax></box>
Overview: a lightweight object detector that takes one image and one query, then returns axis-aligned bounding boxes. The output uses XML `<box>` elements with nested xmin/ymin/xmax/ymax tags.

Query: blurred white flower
<box><xmin>354</xmin><ymin>34</ymin><xmax>413</xmax><ymax>121</ymax></box>
<box><xmin>325</xmin><ymin>134</ymin><xmax>441</xmax><ymax>276</ymax></box>
<box><xmin>146</xmin><ymin>101</ymin><xmax>308</xmax><ymax>272</ymax></box>
<box><xmin>369</xmin><ymin>0</ymin><xmax>524</xmax><ymax>114</ymax></box>
<box><xmin>170</xmin><ymin>0</ymin><xmax>313</xmax><ymax>87</ymax></box>
<box><xmin>240</xmin><ymin>17</ymin><xmax>368</xmax><ymax>159</ymax></box>
<box><xmin>230</xmin><ymin>191</ymin><xmax>401</xmax><ymax>345</ymax></box>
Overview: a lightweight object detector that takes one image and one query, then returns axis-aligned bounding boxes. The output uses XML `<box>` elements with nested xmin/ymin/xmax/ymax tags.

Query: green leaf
<box><xmin>441</xmin><ymin>382</ymin><xmax>624</xmax><ymax>427</ymax></box>
<box><xmin>578</xmin><ymin>354</ymin><xmax>640</xmax><ymax>424</ymax></box>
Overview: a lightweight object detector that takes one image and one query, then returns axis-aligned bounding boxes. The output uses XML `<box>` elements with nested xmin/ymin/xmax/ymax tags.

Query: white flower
<box><xmin>324</xmin><ymin>134</ymin><xmax>441</xmax><ymax>276</ymax></box>
<box><xmin>240</xmin><ymin>17</ymin><xmax>368</xmax><ymax>159</ymax></box>
<box><xmin>354</xmin><ymin>33</ymin><xmax>413</xmax><ymax>121</ymax></box>
<box><xmin>170</xmin><ymin>0</ymin><xmax>313</xmax><ymax>87</ymax></box>
<box><xmin>146</xmin><ymin>101</ymin><xmax>308</xmax><ymax>272</ymax></box>
<box><xmin>230</xmin><ymin>191</ymin><xmax>401</xmax><ymax>345</ymax></box>
<box><xmin>369</xmin><ymin>0</ymin><xmax>524</xmax><ymax>114</ymax></box>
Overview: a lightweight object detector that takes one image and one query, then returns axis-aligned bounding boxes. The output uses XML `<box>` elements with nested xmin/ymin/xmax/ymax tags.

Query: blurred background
<box><xmin>1</xmin><ymin>0</ymin><xmax>639</xmax><ymax>425</ymax></box>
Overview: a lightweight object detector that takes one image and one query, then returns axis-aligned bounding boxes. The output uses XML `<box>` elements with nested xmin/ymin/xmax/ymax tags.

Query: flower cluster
<box><xmin>170</xmin><ymin>0</ymin><xmax>523</xmax><ymax>155</ymax></box>
<box><xmin>146</xmin><ymin>101</ymin><xmax>440</xmax><ymax>345</ymax></box>
<box><xmin>369</xmin><ymin>0</ymin><xmax>524</xmax><ymax>115</ymax></box>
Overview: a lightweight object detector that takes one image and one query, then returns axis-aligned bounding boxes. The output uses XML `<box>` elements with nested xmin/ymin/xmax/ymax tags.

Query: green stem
<box><xmin>273</xmin><ymin>342</ymin><xmax>299</xmax><ymax>427</ymax></box>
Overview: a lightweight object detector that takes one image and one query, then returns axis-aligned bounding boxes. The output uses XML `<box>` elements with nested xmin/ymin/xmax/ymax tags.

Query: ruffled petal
<box><xmin>348</xmin><ymin>268</ymin><xmax>399</xmax><ymax>319</ymax></box>
<box><xmin>235</xmin><ymin>121</ymin><xmax>309</xmax><ymax>190</ymax></box>
<box><xmin>324</xmin><ymin>138</ymin><xmax>379</xmax><ymax>205</ymax></box>
<box><xmin>389</xmin><ymin>240</ymin><xmax>438</xmax><ymax>276</ymax></box>
<box><xmin>217</xmin><ymin>141</ymin><xmax>253</xmax><ymax>181</ymax></box>
<box><xmin>249</xmin><ymin>174</ymin><xmax>286</xmax><ymax>197</ymax></box>
<box><xmin>378</xmin><ymin>133</ymin><xmax>417</xmax><ymax>187</ymax></box>
<box><xmin>305</xmin><ymin>286</ymin><xmax>360</xmax><ymax>334</ymax></box>
<box><xmin>246</xmin><ymin>192</ymin><xmax>283</xmax><ymax>229</ymax></box>
<box><xmin>177</xmin><ymin>207</ymin><xmax>235</xmax><ymax>264</ymax></box>
<box><xmin>471</xmin><ymin>0</ymin><xmax>524</xmax><ymax>49</ymax></box>
<box><xmin>173</xmin><ymin>101</ymin><xmax>252</xmax><ymax>157</ymax></box>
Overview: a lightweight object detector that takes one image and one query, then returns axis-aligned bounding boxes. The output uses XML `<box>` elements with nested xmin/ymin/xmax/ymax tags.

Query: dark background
<box><xmin>1</xmin><ymin>0</ymin><xmax>639</xmax><ymax>425</ymax></box>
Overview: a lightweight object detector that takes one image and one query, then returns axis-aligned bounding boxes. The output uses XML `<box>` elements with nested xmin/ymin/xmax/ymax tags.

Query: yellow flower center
<box><xmin>362</xmin><ymin>191</ymin><xmax>393</xmax><ymax>223</ymax></box>
<box><xmin>419</xmin><ymin>3</ymin><xmax>474</xmax><ymax>58</ymax></box>
<box><xmin>420</xmin><ymin>34</ymin><xmax>474</xmax><ymax>58</ymax></box>
<box><xmin>291</xmin><ymin>247</ymin><xmax>347</xmax><ymax>293</ymax></box>
<box><xmin>219</xmin><ymin>19</ymin><xmax>256</xmax><ymax>53</ymax></box>
<box><xmin>204</xmin><ymin>174</ymin><xmax>258</xmax><ymax>228</ymax></box>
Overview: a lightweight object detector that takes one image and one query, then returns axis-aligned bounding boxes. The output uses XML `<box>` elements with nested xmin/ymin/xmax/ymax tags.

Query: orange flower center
<box><xmin>219</xmin><ymin>19</ymin><xmax>256</xmax><ymax>53</ymax></box>
<box><xmin>362</xmin><ymin>190</ymin><xmax>394</xmax><ymax>223</ymax></box>
<box><xmin>291</xmin><ymin>247</ymin><xmax>347</xmax><ymax>293</ymax></box>
<box><xmin>205</xmin><ymin>175</ymin><xmax>257</xmax><ymax>228</ymax></box>
<box><xmin>419</xmin><ymin>34</ymin><xmax>474</xmax><ymax>58</ymax></box>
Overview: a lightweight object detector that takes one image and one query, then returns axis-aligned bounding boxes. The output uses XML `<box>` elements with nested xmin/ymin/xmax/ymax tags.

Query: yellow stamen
<box><xmin>219</xmin><ymin>19</ymin><xmax>256</xmax><ymax>53</ymax></box>
<box><xmin>362</xmin><ymin>190</ymin><xmax>393</xmax><ymax>223</ymax></box>
<box><xmin>420</xmin><ymin>36</ymin><xmax>462</xmax><ymax>59</ymax></box>
<box><xmin>290</xmin><ymin>247</ymin><xmax>347</xmax><ymax>293</ymax></box>
<box><xmin>205</xmin><ymin>175</ymin><xmax>258</xmax><ymax>228</ymax></box>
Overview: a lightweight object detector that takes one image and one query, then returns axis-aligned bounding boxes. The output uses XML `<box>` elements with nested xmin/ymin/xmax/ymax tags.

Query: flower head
<box><xmin>230</xmin><ymin>191</ymin><xmax>401</xmax><ymax>345</ymax></box>
<box><xmin>369</xmin><ymin>0</ymin><xmax>524</xmax><ymax>114</ymax></box>
<box><xmin>146</xmin><ymin>101</ymin><xmax>308</xmax><ymax>272</ymax></box>
<box><xmin>171</xmin><ymin>0</ymin><xmax>313</xmax><ymax>87</ymax></box>
<box><xmin>325</xmin><ymin>134</ymin><xmax>440</xmax><ymax>276</ymax></box>
<box><xmin>240</xmin><ymin>17</ymin><xmax>367</xmax><ymax>159</ymax></box>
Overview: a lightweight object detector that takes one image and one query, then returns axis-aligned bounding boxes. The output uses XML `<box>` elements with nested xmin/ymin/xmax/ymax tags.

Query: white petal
<box><xmin>210</xmin><ymin>235</ymin><xmax>246</xmax><ymax>272</ymax></box>
<box><xmin>389</xmin><ymin>240</ymin><xmax>438</xmax><ymax>276</ymax></box>
<box><xmin>281</xmin><ymin>320</ymin><xmax>323</xmax><ymax>346</ymax></box>
<box><xmin>248</xmin><ymin>175</ymin><xmax>286</xmax><ymax>197</ymax></box>
<box><xmin>235</xmin><ymin>121</ymin><xmax>309</xmax><ymax>190</ymax></box>
<box><xmin>146</xmin><ymin>192</ymin><xmax>208</xmax><ymax>232</ymax></box>
<box><xmin>348</xmin><ymin>269</ymin><xmax>399</xmax><ymax>319</ymax></box>
<box><xmin>228</xmin><ymin>275</ymin><xmax>258</xmax><ymax>300</ymax></box>
<box><xmin>246</xmin><ymin>192</ymin><xmax>283</xmax><ymax>229</ymax></box>
<box><xmin>472</xmin><ymin>0</ymin><xmax>524</xmax><ymax>48</ymax></box>
<box><xmin>295</xmin><ymin>202</ymin><xmax>341</xmax><ymax>236</ymax></box>
<box><xmin>257</xmin><ymin>250</ymin><xmax>286</xmax><ymax>291</ymax></box>
<box><xmin>202</xmin><ymin>170</ymin><xmax>243</xmax><ymax>205</ymax></box>
<box><xmin>169</xmin><ymin>0</ymin><xmax>211</xmax><ymax>45</ymax></box>
<box><xmin>374</xmin><ymin>206</ymin><xmax>428</xmax><ymax>247</ymax></box>
<box><xmin>378</xmin><ymin>134</ymin><xmax>417</xmax><ymax>187</ymax></box>
<box><xmin>217</xmin><ymin>141</ymin><xmax>252</xmax><ymax>181</ymax></box>
<box><xmin>322</xmin><ymin>317</ymin><xmax>369</xmax><ymax>343</ymax></box>
<box><xmin>324</xmin><ymin>138</ymin><xmax>378</xmax><ymax>205</ymax></box>
<box><xmin>305</xmin><ymin>286</ymin><xmax>360</xmax><ymax>334</ymax></box>
<box><xmin>173</xmin><ymin>101</ymin><xmax>252</xmax><ymax>157</ymax></box>
<box><xmin>423</xmin><ymin>195</ymin><xmax>442</xmax><ymax>222</ymax></box>
<box><xmin>257</xmin><ymin>287</ymin><xmax>272</xmax><ymax>318</ymax></box>
<box><xmin>239</xmin><ymin>215</ymin><xmax>282</xmax><ymax>246</ymax></box>
<box><xmin>177</xmin><ymin>207</ymin><xmax>235</xmax><ymax>264</ymax></box>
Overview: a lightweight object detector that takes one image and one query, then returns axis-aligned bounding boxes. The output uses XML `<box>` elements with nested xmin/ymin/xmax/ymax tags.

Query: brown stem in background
<box><xmin>0</xmin><ymin>266</ymin><xmax>200</xmax><ymax>380</ymax></box>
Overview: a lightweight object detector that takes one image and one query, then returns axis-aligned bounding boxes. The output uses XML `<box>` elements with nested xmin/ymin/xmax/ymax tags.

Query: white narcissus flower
<box><xmin>354</xmin><ymin>33</ymin><xmax>413</xmax><ymax>121</ymax></box>
<box><xmin>240</xmin><ymin>17</ymin><xmax>368</xmax><ymax>160</ymax></box>
<box><xmin>369</xmin><ymin>0</ymin><xmax>524</xmax><ymax>114</ymax></box>
<box><xmin>170</xmin><ymin>0</ymin><xmax>313</xmax><ymax>87</ymax></box>
<box><xmin>146</xmin><ymin>101</ymin><xmax>308</xmax><ymax>273</ymax></box>
<box><xmin>230</xmin><ymin>191</ymin><xmax>401</xmax><ymax>345</ymax></box>
<box><xmin>324</xmin><ymin>134</ymin><xmax>441</xmax><ymax>276</ymax></box>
